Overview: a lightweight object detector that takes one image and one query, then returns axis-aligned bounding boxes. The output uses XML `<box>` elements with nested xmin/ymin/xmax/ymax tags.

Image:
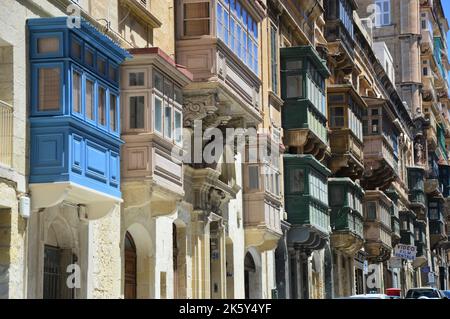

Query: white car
<box><xmin>405</xmin><ymin>287</ymin><xmax>447</xmax><ymax>299</ymax></box>
<box><xmin>336</xmin><ymin>294</ymin><xmax>390</xmax><ymax>299</ymax></box>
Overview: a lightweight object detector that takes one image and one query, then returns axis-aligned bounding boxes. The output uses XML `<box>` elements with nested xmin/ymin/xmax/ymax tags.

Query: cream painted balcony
<box><xmin>362</xmin><ymin>99</ymin><xmax>400</xmax><ymax>190</ymax></box>
<box><xmin>175</xmin><ymin>0</ymin><xmax>265</xmax><ymax>128</ymax></box>
<box><xmin>243</xmin><ymin>133</ymin><xmax>283</xmax><ymax>251</ymax></box>
<box><xmin>0</xmin><ymin>100</ymin><xmax>12</xmax><ymax>167</ymax></box>
<box><xmin>363</xmin><ymin>190</ymin><xmax>393</xmax><ymax>262</ymax></box>
<box><xmin>121</xmin><ymin>48</ymin><xmax>192</xmax><ymax>217</ymax></box>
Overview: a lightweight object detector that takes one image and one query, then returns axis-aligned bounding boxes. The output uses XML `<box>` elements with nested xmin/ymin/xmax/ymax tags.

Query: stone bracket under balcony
<box><xmin>284</xmin><ymin>129</ymin><xmax>329</xmax><ymax>161</ymax></box>
<box><xmin>185</xmin><ymin>166</ymin><xmax>240</xmax><ymax>221</ymax></box>
<box><xmin>122</xmin><ymin>181</ymin><xmax>182</xmax><ymax>218</ymax></box>
<box><xmin>330</xmin><ymin>231</ymin><xmax>364</xmax><ymax>256</ymax></box>
<box><xmin>287</xmin><ymin>225</ymin><xmax>328</xmax><ymax>250</ymax></box>
<box><xmin>29</xmin><ymin>182</ymin><xmax>121</xmax><ymax>220</ymax></box>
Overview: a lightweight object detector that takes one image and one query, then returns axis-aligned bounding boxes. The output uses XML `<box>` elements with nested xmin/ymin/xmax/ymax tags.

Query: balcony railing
<box><xmin>0</xmin><ymin>100</ymin><xmax>13</xmax><ymax>167</ymax></box>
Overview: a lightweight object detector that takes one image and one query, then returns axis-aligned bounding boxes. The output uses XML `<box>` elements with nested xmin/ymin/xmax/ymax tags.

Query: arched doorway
<box><xmin>244</xmin><ymin>251</ymin><xmax>261</xmax><ymax>299</ymax></box>
<box><xmin>244</xmin><ymin>253</ymin><xmax>256</xmax><ymax>298</ymax></box>
<box><xmin>43</xmin><ymin>212</ymin><xmax>77</xmax><ymax>299</ymax></box>
<box><xmin>124</xmin><ymin>232</ymin><xmax>137</xmax><ymax>299</ymax></box>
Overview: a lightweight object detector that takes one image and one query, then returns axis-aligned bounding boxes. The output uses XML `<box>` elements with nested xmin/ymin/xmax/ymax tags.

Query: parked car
<box><xmin>441</xmin><ymin>290</ymin><xmax>450</xmax><ymax>299</ymax></box>
<box><xmin>345</xmin><ymin>294</ymin><xmax>390</xmax><ymax>299</ymax></box>
<box><xmin>405</xmin><ymin>287</ymin><xmax>447</xmax><ymax>299</ymax></box>
<box><xmin>386</xmin><ymin>288</ymin><xmax>401</xmax><ymax>299</ymax></box>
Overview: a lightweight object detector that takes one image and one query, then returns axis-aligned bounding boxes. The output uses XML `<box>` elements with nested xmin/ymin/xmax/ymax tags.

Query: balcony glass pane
<box><xmin>286</xmin><ymin>74</ymin><xmax>303</xmax><ymax>98</ymax></box>
<box><xmin>289</xmin><ymin>168</ymin><xmax>304</xmax><ymax>193</ymax></box>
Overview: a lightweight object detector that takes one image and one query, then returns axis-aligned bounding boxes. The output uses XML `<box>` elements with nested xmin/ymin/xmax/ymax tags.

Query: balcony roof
<box><xmin>27</xmin><ymin>17</ymin><xmax>132</xmax><ymax>63</ymax></box>
<box><xmin>281</xmin><ymin>45</ymin><xmax>331</xmax><ymax>77</ymax></box>
<box><xmin>127</xmin><ymin>47</ymin><xmax>193</xmax><ymax>85</ymax></box>
<box><xmin>329</xmin><ymin>177</ymin><xmax>364</xmax><ymax>195</ymax></box>
<box><xmin>284</xmin><ymin>154</ymin><xmax>331</xmax><ymax>177</ymax></box>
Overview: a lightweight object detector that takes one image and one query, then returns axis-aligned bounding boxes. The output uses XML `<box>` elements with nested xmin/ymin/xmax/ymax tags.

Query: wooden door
<box><xmin>124</xmin><ymin>232</ymin><xmax>137</xmax><ymax>299</ymax></box>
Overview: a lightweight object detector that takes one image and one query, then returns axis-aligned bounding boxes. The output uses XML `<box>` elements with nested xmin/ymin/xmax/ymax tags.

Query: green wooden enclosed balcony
<box><xmin>413</xmin><ymin>221</ymin><xmax>428</xmax><ymax>267</ymax></box>
<box><xmin>329</xmin><ymin>178</ymin><xmax>364</xmax><ymax>255</ymax></box>
<box><xmin>284</xmin><ymin>154</ymin><xmax>331</xmax><ymax>249</ymax></box>
<box><xmin>281</xmin><ymin>46</ymin><xmax>330</xmax><ymax>157</ymax></box>
<box><xmin>407</xmin><ymin>167</ymin><xmax>426</xmax><ymax>208</ymax></box>
<box><xmin>400</xmin><ymin>209</ymin><xmax>416</xmax><ymax>246</ymax></box>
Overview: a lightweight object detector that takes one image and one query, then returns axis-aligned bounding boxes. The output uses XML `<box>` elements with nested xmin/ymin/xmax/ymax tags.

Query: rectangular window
<box><xmin>129</xmin><ymin>72</ymin><xmax>145</xmax><ymax>86</ymax></box>
<box><xmin>154</xmin><ymin>72</ymin><xmax>164</xmax><ymax>92</ymax></box>
<box><xmin>98</xmin><ymin>58</ymin><xmax>106</xmax><ymax>76</ymax></box>
<box><xmin>174</xmin><ymin>86</ymin><xmax>183</xmax><ymax>104</ymax></box>
<box><xmin>366</xmin><ymin>202</ymin><xmax>377</xmax><ymax>220</ymax></box>
<box><xmin>85</xmin><ymin>49</ymin><xmax>94</xmax><ymax>67</ymax></box>
<box><xmin>110</xmin><ymin>94</ymin><xmax>117</xmax><ymax>131</ymax></box>
<box><xmin>38</xmin><ymin>67</ymin><xmax>61</xmax><ymax>111</ymax></box>
<box><xmin>164</xmin><ymin>103</ymin><xmax>172</xmax><ymax>139</ymax></box>
<box><xmin>331</xmin><ymin>107</ymin><xmax>345</xmax><ymax>127</ymax></box>
<box><xmin>375</xmin><ymin>0</ymin><xmax>391</xmax><ymax>26</ymax></box>
<box><xmin>71</xmin><ymin>40</ymin><xmax>82</xmax><ymax>59</ymax></box>
<box><xmin>86</xmin><ymin>79</ymin><xmax>94</xmax><ymax>120</ymax></box>
<box><xmin>174</xmin><ymin>110</ymin><xmax>182</xmax><ymax>144</ymax></box>
<box><xmin>290</xmin><ymin>168</ymin><xmax>304</xmax><ymax>193</ymax></box>
<box><xmin>184</xmin><ymin>2</ymin><xmax>210</xmax><ymax>36</ymax></box>
<box><xmin>287</xmin><ymin>74</ymin><xmax>303</xmax><ymax>98</ymax></box>
<box><xmin>38</xmin><ymin>37</ymin><xmax>60</xmax><ymax>54</ymax></box>
<box><xmin>72</xmin><ymin>71</ymin><xmax>82</xmax><ymax>113</ymax></box>
<box><xmin>98</xmin><ymin>87</ymin><xmax>106</xmax><ymax>126</ymax></box>
<box><xmin>154</xmin><ymin>96</ymin><xmax>163</xmax><ymax>133</ymax></box>
<box><xmin>248</xmin><ymin>165</ymin><xmax>259</xmax><ymax>190</ymax></box>
<box><xmin>270</xmin><ymin>25</ymin><xmax>278</xmax><ymax>94</ymax></box>
<box><xmin>130</xmin><ymin>96</ymin><xmax>145</xmax><ymax>129</ymax></box>
<box><xmin>109</xmin><ymin>65</ymin><xmax>117</xmax><ymax>82</ymax></box>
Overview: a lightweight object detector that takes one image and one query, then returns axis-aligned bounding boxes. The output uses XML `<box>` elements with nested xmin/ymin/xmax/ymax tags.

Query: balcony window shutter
<box><xmin>184</xmin><ymin>2</ymin><xmax>210</xmax><ymax>36</ymax></box>
<box><xmin>38</xmin><ymin>67</ymin><xmax>61</xmax><ymax>111</ymax></box>
<box><xmin>38</xmin><ymin>37</ymin><xmax>59</xmax><ymax>54</ymax></box>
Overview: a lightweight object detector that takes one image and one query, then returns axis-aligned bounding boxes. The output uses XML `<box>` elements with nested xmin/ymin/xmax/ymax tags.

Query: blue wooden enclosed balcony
<box><xmin>284</xmin><ymin>154</ymin><xmax>331</xmax><ymax>250</ymax></box>
<box><xmin>281</xmin><ymin>46</ymin><xmax>330</xmax><ymax>160</ymax></box>
<box><xmin>27</xmin><ymin>17</ymin><xmax>131</xmax><ymax>219</ymax></box>
<box><xmin>329</xmin><ymin>178</ymin><xmax>364</xmax><ymax>255</ymax></box>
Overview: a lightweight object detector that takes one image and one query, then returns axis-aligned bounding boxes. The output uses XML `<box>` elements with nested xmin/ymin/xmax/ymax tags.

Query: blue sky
<box><xmin>443</xmin><ymin>1</ymin><xmax>450</xmax><ymax>48</ymax></box>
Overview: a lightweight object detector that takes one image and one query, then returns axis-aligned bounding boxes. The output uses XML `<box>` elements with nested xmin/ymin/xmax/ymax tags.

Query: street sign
<box><xmin>422</xmin><ymin>266</ymin><xmax>430</xmax><ymax>273</ymax></box>
<box><xmin>394</xmin><ymin>244</ymin><xmax>417</xmax><ymax>260</ymax></box>
<box><xmin>388</xmin><ymin>257</ymin><xmax>402</xmax><ymax>269</ymax></box>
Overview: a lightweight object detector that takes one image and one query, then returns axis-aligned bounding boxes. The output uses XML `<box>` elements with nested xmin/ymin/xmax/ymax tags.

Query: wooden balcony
<box><xmin>362</xmin><ymin>135</ymin><xmax>399</xmax><ymax>189</ymax></box>
<box><xmin>362</xmin><ymin>98</ymin><xmax>400</xmax><ymax>190</ymax></box>
<box><xmin>284</xmin><ymin>154</ymin><xmax>331</xmax><ymax>250</ymax></box>
<box><xmin>243</xmin><ymin>134</ymin><xmax>283</xmax><ymax>251</ymax></box>
<box><xmin>175</xmin><ymin>1</ymin><xmax>264</xmax><ymax>128</ymax></box>
<box><xmin>413</xmin><ymin>221</ymin><xmax>428</xmax><ymax>267</ymax></box>
<box><xmin>328</xmin><ymin>85</ymin><xmax>365</xmax><ymax>178</ymax></box>
<box><xmin>363</xmin><ymin>190</ymin><xmax>393</xmax><ymax>262</ymax></box>
<box><xmin>0</xmin><ymin>100</ymin><xmax>13</xmax><ymax>167</ymax></box>
<box><xmin>281</xmin><ymin>46</ymin><xmax>330</xmax><ymax>161</ymax></box>
<box><xmin>329</xmin><ymin>178</ymin><xmax>364</xmax><ymax>256</ymax></box>
<box><xmin>408</xmin><ymin>167</ymin><xmax>427</xmax><ymax>213</ymax></box>
<box><xmin>121</xmin><ymin>48</ymin><xmax>193</xmax><ymax>216</ymax></box>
